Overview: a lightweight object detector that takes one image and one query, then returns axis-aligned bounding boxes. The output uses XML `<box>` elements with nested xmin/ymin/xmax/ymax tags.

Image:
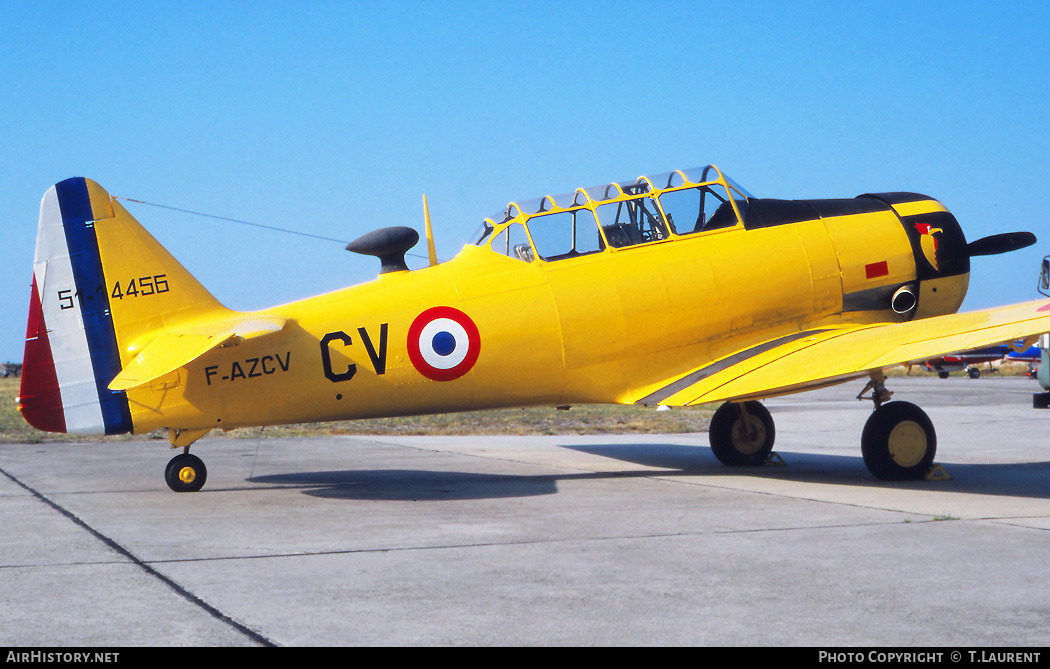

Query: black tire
<box><xmin>165</xmin><ymin>453</ymin><xmax>208</xmax><ymax>492</ymax></box>
<box><xmin>709</xmin><ymin>401</ymin><xmax>775</xmax><ymax>466</ymax></box>
<box><xmin>968</xmin><ymin>367</ymin><xmax>981</xmax><ymax>379</ymax></box>
<box><xmin>861</xmin><ymin>401</ymin><xmax>936</xmax><ymax>480</ymax></box>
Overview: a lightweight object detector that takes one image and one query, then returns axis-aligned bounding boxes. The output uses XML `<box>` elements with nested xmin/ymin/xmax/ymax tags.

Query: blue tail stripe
<box><xmin>55</xmin><ymin>178</ymin><xmax>132</xmax><ymax>435</ymax></box>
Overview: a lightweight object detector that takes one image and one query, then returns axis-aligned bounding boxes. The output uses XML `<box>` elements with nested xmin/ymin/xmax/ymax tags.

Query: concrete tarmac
<box><xmin>1</xmin><ymin>376</ymin><xmax>1049</xmax><ymax>647</ymax></box>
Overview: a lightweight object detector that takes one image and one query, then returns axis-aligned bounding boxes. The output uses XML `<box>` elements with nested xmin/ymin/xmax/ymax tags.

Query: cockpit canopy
<box><xmin>469</xmin><ymin>165</ymin><xmax>752</xmax><ymax>263</ymax></box>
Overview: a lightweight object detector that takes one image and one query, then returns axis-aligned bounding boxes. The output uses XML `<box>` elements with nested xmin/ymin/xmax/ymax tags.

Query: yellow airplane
<box><xmin>18</xmin><ymin>166</ymin><xmax>1048</xmax><ymax>492</ymax></box>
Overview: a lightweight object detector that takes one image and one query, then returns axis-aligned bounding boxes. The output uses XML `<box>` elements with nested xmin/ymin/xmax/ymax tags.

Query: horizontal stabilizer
<box><xmin>108</xmin><ymin>316</ymin><xmax>287</xmax><ymax>391</ymax></box>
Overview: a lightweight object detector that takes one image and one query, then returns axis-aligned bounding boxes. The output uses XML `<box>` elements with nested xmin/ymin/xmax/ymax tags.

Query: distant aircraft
<box><xmin>18</xmin><ymin>167</ymin><xmax>1050</xmax><ymax>491</ymax></box>
<box><xmin>920</xmin><ymin>342</ymin><xmax>1041</xmax><ymax>378</ymax></box>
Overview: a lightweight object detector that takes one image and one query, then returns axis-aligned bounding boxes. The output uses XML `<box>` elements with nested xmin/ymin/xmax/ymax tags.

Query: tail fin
<box><xmin>19</xmin><ymin>177</ymin><xmax>226</xmax><ymax>435</ymax></box>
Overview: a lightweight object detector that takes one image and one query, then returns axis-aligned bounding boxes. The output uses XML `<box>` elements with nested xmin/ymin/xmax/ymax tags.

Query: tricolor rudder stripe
<box><xmin>19</xmin><ymin>178</ymin><xmax>132</xmax><ymax>435</ymax></box>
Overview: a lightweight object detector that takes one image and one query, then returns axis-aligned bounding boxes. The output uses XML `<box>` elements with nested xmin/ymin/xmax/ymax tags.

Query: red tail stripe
<box><xmin>18</xmin><ymin>275</ymin><xmax>66</xmax><ymax>433</ymax></box>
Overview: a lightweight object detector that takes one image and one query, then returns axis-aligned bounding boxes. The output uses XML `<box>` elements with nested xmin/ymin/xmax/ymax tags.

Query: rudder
<box><xmin>19</xmin><ymin>178</ymin><xmax>226</xmax><ymax>435</ymax></box>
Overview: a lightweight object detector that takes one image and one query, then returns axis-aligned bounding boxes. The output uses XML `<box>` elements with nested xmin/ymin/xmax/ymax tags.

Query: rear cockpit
<box><xmin>470</xmin><ymin>165</ymin><xmax>752</xmax><ymax>264</ymax></box>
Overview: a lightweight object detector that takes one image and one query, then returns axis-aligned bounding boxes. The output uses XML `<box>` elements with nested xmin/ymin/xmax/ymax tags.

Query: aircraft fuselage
<box><xmin>118</xmin><ymin>192</ymin><xmax>970</xmax><ymax>434</ymax></box>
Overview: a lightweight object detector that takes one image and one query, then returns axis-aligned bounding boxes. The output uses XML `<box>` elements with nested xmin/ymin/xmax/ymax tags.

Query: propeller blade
<box><xmin>967</xmin><ymin>231</ymin><xmax>1037</xmax><ymax>257</ymax></box>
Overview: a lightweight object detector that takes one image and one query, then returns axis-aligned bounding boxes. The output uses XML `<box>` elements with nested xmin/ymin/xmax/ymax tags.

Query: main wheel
<box><xmin>861</xmin><ymin>401</ymin><xmax>936</xmax><ymax>480</ymax></box>
<box><xmin>709</xmin><ymin>401</ymin><xmax>776</xmax><ymax>466</ymax></box>
<box><xmin>165</xmin><ymin>453</ymin><xmax>208</xmax><ymax>492</ymax></box>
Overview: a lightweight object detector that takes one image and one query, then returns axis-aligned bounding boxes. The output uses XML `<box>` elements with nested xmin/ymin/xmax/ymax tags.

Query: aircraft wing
<box><xmin>108</xmin><ymin>316</ymin><xmax>287</xmax><ymax>391</ymax></box>
<box><xmin>632</xmin><ymin>299</ymin><xmax>1050</xmax><ymax>407</ymax></box>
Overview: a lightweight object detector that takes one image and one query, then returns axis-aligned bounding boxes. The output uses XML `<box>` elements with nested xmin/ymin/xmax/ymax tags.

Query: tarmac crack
<box><xmin>0</xmin><ymin>466</ymin><xmax>279</xmax><ymax>648</ymax></box>
<box><xmin>127</xmin><ymin>518</ymin><xmax>922</xmax><ymax>566</ymax></box>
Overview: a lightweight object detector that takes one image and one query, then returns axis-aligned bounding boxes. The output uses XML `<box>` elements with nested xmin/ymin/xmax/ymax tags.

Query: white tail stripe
<box><xmin>34</xmin><ymin>187</ymin><xmax>106</xmax><ymax>435</ymax></box>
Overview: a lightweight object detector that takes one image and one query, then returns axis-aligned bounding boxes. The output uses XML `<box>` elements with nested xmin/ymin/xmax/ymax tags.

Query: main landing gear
<box><xmin>860</xmin><ymin>401</ymin><xmax>936</xmax><ymax>480</ymax></box>
<box><xmin>709</xmin><ymin>371</ymin><xmax>938</xmax><ymax>481</ymax></box>
<box><xmin>708</xmin><ymin>401</ymin><xmax>776</xmax><ymax>466</ymax></box>
<box><xmin>856</xmin><ymin>371</ymin><xmax>936</xmax><ymax>480</ymax></box>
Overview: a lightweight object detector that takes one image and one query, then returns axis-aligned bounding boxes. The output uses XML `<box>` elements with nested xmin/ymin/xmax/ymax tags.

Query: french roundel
<box><xmin>407</xmin><ymin>307</ymin><xmax>481</xmax><ymax>381</ymax></box>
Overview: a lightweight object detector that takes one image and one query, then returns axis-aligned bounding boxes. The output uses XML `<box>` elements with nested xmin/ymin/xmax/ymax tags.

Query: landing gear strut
<box><xmin>858</xmin><ymin>370</ymin><xmax>937</xmax><ymax>480</ymax></box>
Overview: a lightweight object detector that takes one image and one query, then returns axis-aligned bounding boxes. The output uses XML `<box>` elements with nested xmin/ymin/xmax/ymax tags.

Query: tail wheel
<box><xmin>165</xmin><ymin>453</ymin><xmax>208</xmax><ymax>493</ymax></box>
<box><xmin>861</xmin><ymin>401</ymin><xmax>936</xmax><ymax>480</ymax></box>
<box><xmin>709</xmin><ymin>401</ymin><xmax>776</xmax><ymax>466</ymax></box>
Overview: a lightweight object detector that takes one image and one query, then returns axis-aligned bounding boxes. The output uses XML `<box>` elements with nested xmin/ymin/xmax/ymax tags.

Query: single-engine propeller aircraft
<box><xmin>18</xmin><ymin>166</ymin><xmax>1050</xmax><ymax>491</ymax></box>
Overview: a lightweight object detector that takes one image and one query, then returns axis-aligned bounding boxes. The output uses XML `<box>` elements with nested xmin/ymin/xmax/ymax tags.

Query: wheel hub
<box><xmin>887</xmin><ymin>420</ymin><xmax>927</xmax><ymax>467</ymax></box>
<box><xmin>732</xmin><ymin>416</ymin><xmax>767</xmax><ymax>455</ymax></box>
<box><xmin>178</xmin><ymin>467</ymin><xmax>197</xmax><ymax>484</ymax></box>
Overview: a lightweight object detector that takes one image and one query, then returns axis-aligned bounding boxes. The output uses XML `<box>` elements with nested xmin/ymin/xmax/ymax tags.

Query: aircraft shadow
<box><xmin>564</xmin><ymin>443</ymin><xmax>1050</xmax><ymax>499</ymax></box>
<box><xmin>247</xmin><ymin>452</ymin><xmax>714</xmax><ymax>501</ymax></box>
<box><xmin>248</xmin><ymin>443</ymin><xmax>1050</xmax><ymax>501</ymax></box>
<box><xmin>249</xmin><ymin>469</ymin><xmax>561</xmax><ymax>501</ymax></box>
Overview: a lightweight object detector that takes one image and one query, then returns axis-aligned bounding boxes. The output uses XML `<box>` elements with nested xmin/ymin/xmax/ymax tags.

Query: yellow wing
<box><xmin>108</xmin><ymin>316</ymin><xmax>287</xmax><ymax>391</ymax></box>
<box><xmin>631</xmin><ymin>299</ymin><xmax>1050</xmax><ymax>406</ymax></box>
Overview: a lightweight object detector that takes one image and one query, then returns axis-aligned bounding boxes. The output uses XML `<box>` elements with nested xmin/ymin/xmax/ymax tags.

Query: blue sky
<box><xmin>2</xmin><ymin>1</ymin><xmax>1048</xmax><ymax>363</ymax></box>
